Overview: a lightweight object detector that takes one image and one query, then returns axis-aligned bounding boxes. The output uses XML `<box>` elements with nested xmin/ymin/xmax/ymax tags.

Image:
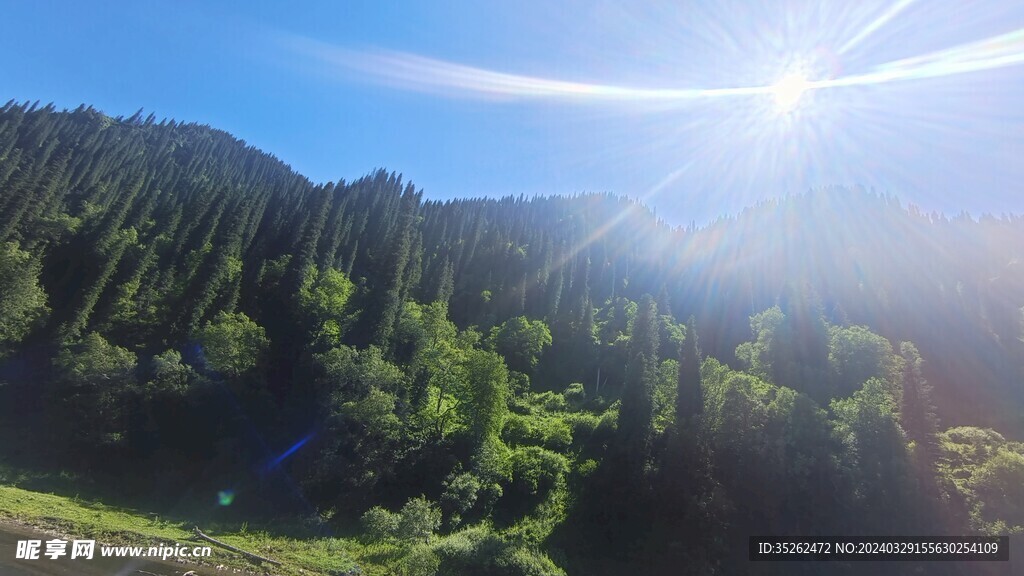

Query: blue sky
<box><xmin>2</xmin><ymin>0</ymin><xmax>1023</xmax><ymax>225</ymax></box>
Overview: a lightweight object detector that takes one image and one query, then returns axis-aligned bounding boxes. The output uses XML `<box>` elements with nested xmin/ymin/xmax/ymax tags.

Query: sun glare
<box><xmin>770</xmin><ymin>72</ymin><xmax>811</xmax><ymax>113</ymax></box>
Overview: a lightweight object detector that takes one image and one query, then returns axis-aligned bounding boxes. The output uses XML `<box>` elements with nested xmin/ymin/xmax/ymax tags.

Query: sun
<box><xmin>770</xmin><ymin>72</ymin><xmax>811</xmax><ymax>113</ymax></box>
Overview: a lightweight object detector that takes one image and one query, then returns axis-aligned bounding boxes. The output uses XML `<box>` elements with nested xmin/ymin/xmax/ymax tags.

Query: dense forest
<box><xmin>0</xmin><ymin>101</ymin><xmax>1022</xmax><ymax>575</ymax></box>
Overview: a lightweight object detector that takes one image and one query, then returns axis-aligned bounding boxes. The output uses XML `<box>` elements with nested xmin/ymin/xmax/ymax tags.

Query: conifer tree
<box><xmin>364</xmin><ymin>185</ymin><xmax>418</xmax><ymax>347</ymax></box>
<box><xmin>899</xmin><ymin>340</ymin><xmax>942</xmax><ymax>520</ymax></box>
<box><xmin>617</xmin><ymin>294</ymin><xmax>659</xmax><ymax>478</ymax></box>
<box><xmin>675</xmin><ymin>316</ymin><xmax>702</xmax><ymax>428</ymax></box>
<box><xmin>433</xmin><ymin>257</ymin><xmax>454</xmax><ymax>305</ymax></box>
<box><xmin>899</xmin><ymin>343</ymin><xmax>939</xmax><ymax>450</ymax></box>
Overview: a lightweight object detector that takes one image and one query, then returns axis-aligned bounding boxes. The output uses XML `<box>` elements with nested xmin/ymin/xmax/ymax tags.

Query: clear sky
<box><xmin>2</xmin><ymin>0</ymin><xmax>1023</xmax><ymax>225</ymax></box>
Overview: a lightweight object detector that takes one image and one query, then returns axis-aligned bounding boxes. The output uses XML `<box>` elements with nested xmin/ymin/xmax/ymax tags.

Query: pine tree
<box><xmin>899</xmin><ymin>342</ymin><xmax>940</xmax><ymax>460</ymax></box>
<box><xmin>675</xmin><ymin>316</ymin><xmax>702</xmax><ymax>428</ymax></box>
<box><xmin>617</xmin><ymin>294</ymin><xmax>659</xmax><ymax>479</ymax></box>
<box><xmin>433</xmin><ymin>257</ymin><xmax>454</xmax><ymax>305</ymax></box>
<box><xmin>363</xmin><ymin>184</ymin><xmax>418</xmax><ymax>347</ymax></box>
<box><xmin>899</xmin><ymin>341</ymin><xmax>943</xmax><ymax>530</ymax></box>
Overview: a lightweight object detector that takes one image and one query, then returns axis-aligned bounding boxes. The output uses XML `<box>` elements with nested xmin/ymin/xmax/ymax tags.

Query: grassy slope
<box><xmin>0</xmin><ymin>483</ymin><xmax>400</xmax><ymax>575</ymax></box>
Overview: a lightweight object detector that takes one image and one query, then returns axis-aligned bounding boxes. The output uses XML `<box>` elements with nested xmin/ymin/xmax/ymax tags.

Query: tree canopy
<box><xmin>1</xmin><ymin>101</ymin><xmax>1023</xmax><ymax>576</ymax></box>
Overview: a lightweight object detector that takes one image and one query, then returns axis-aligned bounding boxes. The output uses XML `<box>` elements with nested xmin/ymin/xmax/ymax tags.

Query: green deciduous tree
<box><xmin>488</xmin><ymin>315</ymin><xmax>552</xmax><ymax>374</ymax></box>
<box><xmin>441</xmin><ymin>471</ymin><xmax>483</xmax><ymax>526</ymax></box>
<box><xmin>397</xmin><ymin>496</ymin><xmax>443</xmax><ymax>543</ymax></box>
<box><xmin>362</xmin><ymin>506</ymin><xmax>401</xmax><ymax>540</ymax></box>
<box><xmin>735</xmin><ymin>306</ymin><xmax>785</xmax><ymax>381</ymax></box>
<box><xmin>363</xmin><ymin>496</ymin><xmax>443</xmax><ymax>544</ymax></box>
<box><xmin>937</xmin><ymin>427</ymin><xmax>1024</xmax><ymax>535</ymax></box>
<box><xmin>830</xmin><ymin>377</ymin><xmax>914</xmax><ymax>533</ymax></box>
<box><xmin>298</xmin><ymin>264</ymin><xmax>354</xmax><ymax>345</ymax></box>
<box><xmin>198</xmin><ymin>311</ymin><xmax>268</xmax><ymax>376</ymax></box>
<box><xmin>701</xmin><ymin>360</ymin><xmax>840</xmax><ymax>534</ymax></box>
<box><xmin>969</xmin><ymin>448</ymin><xmax>1024</xmax><ymax>534</ymax></box>
<box><xmin>0</xmin><ymin>242</ymin><xmax>48</xmax><ymax>347</ymax></box>
<box><xmin>828</xmin><ymin>325</ymin><xmax>896</xmax><ymax>398</ymax></box>
<box><xmin>736</xmin><ymin>295</ymin><xmax>831</xmax><ymax>402</ymax></box>
<box><xmin>309</xmin><ymin>346</ymin><xmax>408</xmax><ymax>508</ymax></box>
<box><xmin>146</xmin><ymin>349</ymin><xmax>195</xmax><ymax>396</ymax></box>
<box><xmin>315</xmin><ymin>344</ymin><xmax>407</xmax><ymax>399</ymax></box>
<box><xmin>463</xmin><ymin>349</ymin><xmax>511</xmax><ymax>456</ymax></box>
<box><xmin>53</xmin><ymin>332</ymin><xmax>137</xmax><ymax>446</ymax></box>
<box><xmin>55</xmin><ymin>331</ymin><xmax>137</xmax><ymax>383</ymax></box>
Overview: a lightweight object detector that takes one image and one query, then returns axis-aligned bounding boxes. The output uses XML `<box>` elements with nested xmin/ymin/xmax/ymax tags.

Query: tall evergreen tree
<box><xmin>776</xmin><ymin>283</ymin><xmax>831</xmax><ymax>399</ymax></box>
<box><xmin>899</xmin><ymin>342</ymin><xmax>940</xmax><ymax>455</ymax></box>
<box><xmin>363</xmin><ymin>184</ymin><xmax>418</xmax><ymax>348</ymax></box>
<box><xmin>617</xmin><ymin>294</ymin><xmax>659</xmax><ymax>479</ymax></box>
<box><xmin>675</xmin><ymin>316</ymin><xmax>702</xmax><ymax>428</ymax></box>
<box><xmin>899</xmin><ymin>341</ymin><xmax>943</xmax><ymax>529</ymax></box>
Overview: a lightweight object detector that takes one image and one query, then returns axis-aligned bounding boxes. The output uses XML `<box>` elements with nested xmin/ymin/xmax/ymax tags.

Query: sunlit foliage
<box><xmin>1</xmin><ymin>103</ymin><xmax>1023</xmax><ymax>576</ymax></box>
<box><xmin>198</xmin><ymin>311</ymin><xmax>269</xmax><ymax>376</ymax></box>
<box><xmin>0</xmin><ymin>242</ymin><xmax>48</xmax><ymax>348</ymax></box>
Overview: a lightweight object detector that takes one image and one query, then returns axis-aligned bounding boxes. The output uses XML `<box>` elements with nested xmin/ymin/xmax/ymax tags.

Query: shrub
<box><xmin>397</xmin><ymin>496</ymin><xmax>443</xmax><ymax>543</ymax></box>
<box><xmin>563</xmin><ymin>412</ymin><xmax>599</xmax><ymax>440</ymax></box>
<box><xmin>562</xmin><ymin>382</ymin><xmax>586</xmax><ymax>408</ymax></box>
<box><xmin>533</xmin><ymin>391</ymin><xmax>567</xmax><ymax>412</ymax></box>
<box><xmin>433</xmin><ymin>525</ymin><xmax>566</xmax><ymax>576</ymax></box>
<box><xmin>442</xmin><ymin>471</ymin><xmax>483</xmax><ymax>526</ymax></box>
<box><xmin>396</xmin><ymin>543</ymin><xmax>440</xmax><ymax>576</ymax></box>
<box><xmin>510</xmin><ymin>446</ymin><xmax>570</xmax><ymax>496</ymax></box>
<box><xmin>502</xmin><ymin>413</ymin><xmax>572</xmax><ymax>451</ymax></box>
<box><xmin>361</xmin><ymin>506</ymin><xmax>400</xmax><ymax>540</ymax></box>
<box><xmin>575</xmin><ymin>459</ymin><xmax>599</xmax><ymax>478</ymax></box>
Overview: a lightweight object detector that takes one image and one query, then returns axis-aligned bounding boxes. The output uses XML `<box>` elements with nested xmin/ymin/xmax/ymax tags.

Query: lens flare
<box><xmin>265</xmin><ymin>433</ymin><xmax>314</xmax><ymax>472</ymax></box>
<box><xmin>278</xmin><ymin>3</ymin><xmax>1024</xmax><ymax>229</ymax></box>
<box><xmin>770</xmin><ymin>72</ymin><xmax>811</xmax><ymax>112</ymax></box>
<box><xmin>217</xmin><ymin>490</ymin><xmax>235</xmax><ymax>506</ymax></box>
<box><xmin>284</xmin><ymin>25</ymin><xmax>1024</xmax><ymax>104</ymax></box>
<box><xmin>837</xmin><ymin>0</ymin><xmax>918</xmax><ymax>55</ymax></box>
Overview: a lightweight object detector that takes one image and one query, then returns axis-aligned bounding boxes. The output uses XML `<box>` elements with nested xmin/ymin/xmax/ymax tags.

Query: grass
<box><xmin>0</xmin><ymin>483</ymin><xmax>389</xmax><ymax>575</ymax></box>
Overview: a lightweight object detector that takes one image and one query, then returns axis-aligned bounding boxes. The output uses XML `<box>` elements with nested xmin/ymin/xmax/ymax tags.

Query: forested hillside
<box><xmin>1</xmin><ymin>101</ymin><xmax>1023</xmax><ymax>575</ymax></box>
